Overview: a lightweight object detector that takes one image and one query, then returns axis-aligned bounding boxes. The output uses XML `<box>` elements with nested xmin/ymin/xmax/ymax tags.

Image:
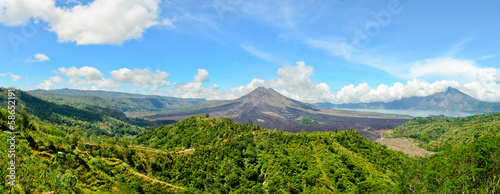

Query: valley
<box><xmin>1</xmin><ymin>87</ymin><xmax>499</xmax><ymax>193</ymax></box>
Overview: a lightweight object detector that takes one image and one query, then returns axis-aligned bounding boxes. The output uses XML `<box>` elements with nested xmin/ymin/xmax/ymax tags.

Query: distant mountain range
<box><xmin>29</xmin><ymin>88</ymin><xmax>205</xmax><ymax>112</ymax></box>
<box><xmin>315</xmin><ymin>87</ymin><xmax>500</xmax><ymax>114</ymax></box>
<box><xmin>145</xmin><ymin>87</ymin><xmax>409</xmax><ymax>140</ymax></box>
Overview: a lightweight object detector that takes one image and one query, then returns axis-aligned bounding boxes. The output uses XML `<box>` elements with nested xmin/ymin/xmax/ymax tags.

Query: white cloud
<box><xmin>57</xmin><ymin>66</ymin><xmax>121</xmax><ymax>90</ymax></box>
<box><xmin>91</xmin><ymin>78</ymin><xmax>121</xmax><ymax>90</ymax></box>
<box><xmin>36</xmin><ymin>79</ymin><xmax>55</xmax><ymax>90</ymax></box>
<box><xmin>168</xmin><ymin>68</ymin><xmax>265</xmax><ymax>100</ymax></box>
<box><xmin>0</xmin><ymin>0</ymin><xmax>164</xmax><ymax>45</ymax></box>
<box><xmin>409</xmin><ymin>57</ymin><xmax>498</xmax><ymax>84</ymax></box>
<box><xmin>168</xmin><ymin>61</ymin><xmax>336</xmax><ymax>102</ymax></box>
<box><xmin>229</xmin><ymin>78</ymin><xmax>266</xmax><ymax>97</ymax></box>
<box><xmin>333</xmin><ymin>79</ymin><xmax>500</xmax><ymax>103</ymax></box>
<box><xmin>58</xmin><ymin>66</ymin><xmax>104</xmax><ymax>80</ymax></box>
<box><xmin>10</xmin><ymin>74</ymin><xmax>21</xmax><ymax>81</ymax></box>
<box><xmin>111</xmin><ymin>68</ymin><xmax>170</xmax><ymax>90</ymax></box>
<box><xmin>0</xmin><ymin>72</ymin><xmax>21</xmax><ymax>82</ymax></box>
<box><xmin>269</xmin><ymin>61</ymin><xmax>335</xmax><ymax>102</ymax></box>
<box><xmin>193</xmin><ymin>69</ymin><xmax>209</xmax><ymax>82</ymax></box>
<box><xmin>50</xmin><ymin>75</ymin><xmax>63</xmax><ymax>83</ymax></box>
<box><xmin>36</xmin><ymin>75</ymin><xmax>64</xmax><ymax>90</ymax></box>
<box><xmin>25</xmin><ymin>53</ymin><xmax>50</xmax><ymax>63</ymax></box>
<box><xmin>335</xmin><ymin>79</ymin><xmax>460</xmax><ymax>103</ymax></box>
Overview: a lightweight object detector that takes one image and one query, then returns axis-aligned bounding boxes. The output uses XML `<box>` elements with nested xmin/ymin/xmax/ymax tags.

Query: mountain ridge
<box><xmin>315</xmin><ymin>87</ymin><xmax>500</xmax><ymax>113</ymax></box>
<box><xmin>28</xmin><ymin>88</ymin><xmax>206</xmax><ymax>112</ymax></box>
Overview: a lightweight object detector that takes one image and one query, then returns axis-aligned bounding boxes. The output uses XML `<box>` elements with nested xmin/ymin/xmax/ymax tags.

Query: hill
<box><xmin>315</xmin><ymin>87</ymin><xmax>500</xmax><ymax>113</ymax></box>
<box><xmin>382</xmin><ymin>112</ymin><xmax>500</xmax><ymax>193</ymax></box>
<box><xmin>136</xmin><ymin>116</ymin><xmax>409</xmax><ymax>193</ymax></box>
<box><xmin>0</xmin><ymin>88</ymin><xmax>153</xmax><ymax>137</ymax></box>
<box><xmin>29</xmin><ymin>88</ymin><xmax>205</xmax><ymax>112</ymax></box>
<box><xmin>145</xmin><ymin>87</ymin><xmax>410</xmax><ymax>141</ymax></box>
<box><xmin>385</xmin><ymin>113</ymin><xmax>500</xmax><ymax>151</ymax></box>
<box><xmin>136</xmin><ymin>115</ymin><xmax>500</xmax><ymax>193</ymax></box>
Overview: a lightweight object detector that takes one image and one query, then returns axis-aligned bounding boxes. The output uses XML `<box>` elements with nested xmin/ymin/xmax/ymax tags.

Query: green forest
<box><xmin>295</xmin><ymin>116</ymin><xmax>324</xmax><ymax>124</ymax></box>
<box><xmin>0</xmin><ymin>88</ymin><xmax>499</xmax><ymax>193</ymax></box>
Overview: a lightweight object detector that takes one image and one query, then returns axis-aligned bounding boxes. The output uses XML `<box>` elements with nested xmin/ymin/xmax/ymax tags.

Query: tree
<box><xmin>205</xmin><ymin>113</ymin><xmax>209</xmax><ymax>118</ymax></box>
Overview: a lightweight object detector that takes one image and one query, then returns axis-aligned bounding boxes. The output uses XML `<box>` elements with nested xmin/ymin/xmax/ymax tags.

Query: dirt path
<box><xmin>177</xmin><ymin>149</ymin><xmax>195</xmax><ymax>154</ymax></box>
<box><xmin>130</xmin><ymin>169</ymin><xmax>184</xmax><ymax>191</ymax></box>
<box><xmin>376</xmin><ymin>137</ymin><xmax>434</xmax><ymax>157</ymax></box>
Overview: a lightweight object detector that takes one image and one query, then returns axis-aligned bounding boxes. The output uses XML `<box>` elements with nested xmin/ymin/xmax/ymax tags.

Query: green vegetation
<box><xmin>0</xmin><ymin>109</ymin><xmax>182</xmax><ymax>193</ymax></box>
<box><xmin>385</xmin><ymin>113</ymin><xmax>500</xmax><ymax>193</ymax></box>
<box><xmin>29</xmin><ymin>89</ymin><xmax>205</xmax><ymax>112</ymax></box>
<box><xmin>136</xmin><ymin>116</ymin><xmax>406</xmax><ymax>193</ymax></box>
<box><xmin>398</xmin><ymin>133</ymin><xmax>500</xmax><ymax>193</ymax></box>
<box><xmin>295</xmin><ymin>116</ymin><xmax>324</xmax><ymax>124</ymax></box>
<box><xmin>385</xmin><ymin>113</ymin><xmax>500</xmax><ymax>151</ymax></box>
<box><xmin>0</xmin><ymin>88</ymin><xmax>152</xmax><ymax>138</ymax></box>
<box><xmin>1</xmin><ymin>87</ymin><xmax>499</xmax><ymax>193</ymax></box>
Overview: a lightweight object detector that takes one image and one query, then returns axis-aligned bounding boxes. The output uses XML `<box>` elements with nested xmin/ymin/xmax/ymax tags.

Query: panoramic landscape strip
<box><xmin>1</xmin><ymin>0</ymin><xmax>500</xmax><ymax>193</ymax></box>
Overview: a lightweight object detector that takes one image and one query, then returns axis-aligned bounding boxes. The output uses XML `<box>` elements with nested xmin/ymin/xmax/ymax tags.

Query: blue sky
<box><xmin>1</xmin><ymin>0</ymin><xmax>500</xmax><ymax>103</ymax></box>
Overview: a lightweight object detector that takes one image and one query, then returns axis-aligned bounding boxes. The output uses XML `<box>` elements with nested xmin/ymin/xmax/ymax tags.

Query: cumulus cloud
<box><xmin>409</xmin><ymin>57</ymin><xmax>498</xmax><ymax>83</ymax></box>
<box><xmin>269</xmin><ymin>61</ymin><xmax>335</xmax><ymax>102</ymax></box>
<box><xmin>58</xmin><ymin>66</ymin><xmax>104</xmax><ymax>80</ymax></box>
<box><xmin>25</xmin><ymin>53</ymin><xmax>50</xmax><ymax>63</ymax></box>
<box><xmin>193</xmin><ymin>69</ymin><xmax>209</xmax><ymax>82</ymax></box>
<box><xmin>229</xmin><ymin>78</ymin><xmax>266</xmax><ymax>98</ymax></box>
<box><xmin>36</xmin><ymin>79</ymin><xmax>55</xmax><ymax>90</ymax></box>
<box><xmin>0</xmin><ymin>72</ymin><xmax>21</xmax><ymax>81</ymax></box>
<box><xmin>56</xmin><ymin>66</ymin><xmax>120</xmax><ymax>90</ymax></box>
<box><xmin>168</xmin><ymin>68</ymin><xmax>265</xmax><ymax>100</ymax></box>
<box><xmin>335</xmin><ymin>79</ymin><xmax>461</xmax><ymax>103</ymax></box>
<box><xmin>168</xmin><ymin>61</ymin><xmax>336</xmax><ymax>102</ymax></box>
<box><xmin>169</xmin><ymin>68</ymin><xmax>224</xmax><ymax>99</ymax></box>
<box><xmin>110</xmin><ymin>68</ymin><xmax>170</xmax><ymax>89</ymax></box>
<box><xmin>36</xmin><ymin>75</ymin><xmax>63</xmax><ymax>90</ymax></box>
<box><xmin>50</xmin><ymin>75</ymin><xmax>63</xmax><ymax>83</ymax></box>
<box><xmin>0</xmin><ymin>0</ymin><xmax>164</xmax><ymax>45</ymax></box>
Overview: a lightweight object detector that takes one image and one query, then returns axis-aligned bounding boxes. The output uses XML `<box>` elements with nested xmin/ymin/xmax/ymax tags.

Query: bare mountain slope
<box><xmin>145</xmin><ymin>87</ymin><xmax>409</xmax><ymax>141</ymax></box>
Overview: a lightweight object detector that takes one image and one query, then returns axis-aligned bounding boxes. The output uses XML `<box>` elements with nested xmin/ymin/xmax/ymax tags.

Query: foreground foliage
<box><xmin>0</xmin><ymin>88</ymin><xmax>498</xmax><ymax>193</ymax></box>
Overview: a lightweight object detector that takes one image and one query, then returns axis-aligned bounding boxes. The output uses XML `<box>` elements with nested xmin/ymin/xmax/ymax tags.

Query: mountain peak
<box><xmin>248</xmin><ymin>87</ymin><xmax>279</xmax><ymax>95</ymax></box>
<box><xmin>233</xmin><ymin>87</ymin><xmax>306</xmax><ymax>109</ymax></box>
<box><xmin>445</xmin><ymin>87</ymin><xmax>461</xmax><ymax>93</ymax></box>
<box><xmin>240</xmin><ymin>87</ymin><xmax>284</xmax><ymax>100</ymax></box>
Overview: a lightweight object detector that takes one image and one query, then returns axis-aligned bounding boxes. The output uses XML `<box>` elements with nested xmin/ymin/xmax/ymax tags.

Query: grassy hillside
<box><xmin>29</xmin><ymin>89</ymin><xmax>205</xmax><ymax>112</ymax></box>
<box><xmin>385</xmin><ymin>113</ymin><xmax>500</xmax><ymax>151</ymax></box>
<box><xmin>383</xmin><ymin>113</ymin><xmax>500</xmax><ymax>193</ymax></box>
<box><xmin>0</xmin><ymin>88</ymin><xmax>151</xmax><ymax>138</ymax></box>
<box><xmin>399</xmin><ymin>133</ymin><xmax>500</xmax><ymax>193</ymax></box>
<box><xmin>137</xmin><ymin>116</ymin><xmax>408</xmax><ymax>193</ymax></box>
<box><xmin>0</xmin><ymin>109</ymin><xmax>184</xmax><ymax>193</ymax></box>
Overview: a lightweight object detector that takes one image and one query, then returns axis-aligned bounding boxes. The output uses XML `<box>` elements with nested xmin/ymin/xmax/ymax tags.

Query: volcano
<box><xmin>145</xmin><ymin>87</ymin><xmax>409</xmax><ymax>141</ymax></box>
